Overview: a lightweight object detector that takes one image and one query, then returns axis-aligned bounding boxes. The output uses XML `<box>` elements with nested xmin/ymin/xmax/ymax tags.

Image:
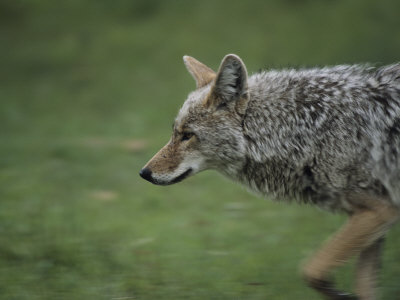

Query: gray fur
<box><xmin>140</xmin><ymin>55</ymin><xmax>400</xmax><ymax>298</ymax></box>
<box><xmin>174</xmin><ymin>57</ymin><xmax>400</xmax><ymax>213</ymax></box>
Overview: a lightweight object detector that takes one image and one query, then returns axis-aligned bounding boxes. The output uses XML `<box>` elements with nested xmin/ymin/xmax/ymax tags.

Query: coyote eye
<box><xmin>181</xmin><ymin>132</ymin><xmax>194</xmax><ymax>142</ymax></box>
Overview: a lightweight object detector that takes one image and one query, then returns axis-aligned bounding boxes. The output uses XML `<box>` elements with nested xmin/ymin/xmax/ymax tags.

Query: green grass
<box><xmin>1</xmin><ymin>0</ymin><xmax>400</xmax><ymax>299</ymax></box>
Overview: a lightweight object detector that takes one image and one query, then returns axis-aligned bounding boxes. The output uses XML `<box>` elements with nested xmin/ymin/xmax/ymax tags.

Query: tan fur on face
<box><xmin>144</xmin><ymin>139</ymin><xmax>183</xmax><ymax>174</ymax></box>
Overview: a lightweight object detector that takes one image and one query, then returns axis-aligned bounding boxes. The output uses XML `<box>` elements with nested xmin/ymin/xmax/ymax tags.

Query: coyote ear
<box><xmin>183</xmin><ymin>56</ymin><xmax>216</xmax><ymax>88</ymax></box>
<box><xmin>210</xmin><ymin>54</ymin><xmax>249</xmax><ymax>114</ymax></box>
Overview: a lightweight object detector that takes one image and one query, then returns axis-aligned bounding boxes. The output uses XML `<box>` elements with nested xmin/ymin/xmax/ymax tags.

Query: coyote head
<box><xmin>140</xmin><ymin>54</ymin><xmax>250</xmax><ymax>185</ymax></box>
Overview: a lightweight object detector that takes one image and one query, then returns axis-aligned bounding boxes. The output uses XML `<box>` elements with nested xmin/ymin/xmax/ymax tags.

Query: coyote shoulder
<box><xmin>141</xmin><ymin>54</ymin><xmax>400</xmax><ymax>299</ymax></box>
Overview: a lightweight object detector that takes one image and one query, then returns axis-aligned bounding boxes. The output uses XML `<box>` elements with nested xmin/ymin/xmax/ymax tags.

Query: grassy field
<box><xmin>1</xmin><ymin>1</ymin><xmax>400</xmax><ymax>299</ymax></box>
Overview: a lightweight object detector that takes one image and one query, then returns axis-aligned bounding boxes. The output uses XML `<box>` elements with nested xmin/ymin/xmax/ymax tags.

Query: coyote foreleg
<box><xmin>303</xmin><ymin>202</ymin><xmax>399</xmax><ymax>299</ymax></box>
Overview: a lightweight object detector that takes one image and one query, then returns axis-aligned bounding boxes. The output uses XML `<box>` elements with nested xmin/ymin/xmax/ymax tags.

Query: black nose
<box><xmin>139</xmin><ymin>167</ymin><xmax>153</xmax><ymax>182</ymax></box>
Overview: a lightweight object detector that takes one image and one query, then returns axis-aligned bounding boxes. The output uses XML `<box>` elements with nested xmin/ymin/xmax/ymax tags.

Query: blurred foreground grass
<box><xmin>1</xmin><ymin>1</ymin><xmax>400</xmax><ymax>299</ymax></box>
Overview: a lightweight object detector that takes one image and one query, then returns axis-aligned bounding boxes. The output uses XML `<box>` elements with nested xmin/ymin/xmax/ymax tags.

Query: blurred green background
<box><xmin>1</xmin><ymin>0</ymin><xmax>400</xmax><ymax>299</ymax></box>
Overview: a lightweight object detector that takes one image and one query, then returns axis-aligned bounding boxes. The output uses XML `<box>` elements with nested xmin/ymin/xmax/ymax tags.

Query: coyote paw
<box><xmin>304</xmin><ymin>277</ymin><xmax>358</xmax><ymax>300</ymax></box>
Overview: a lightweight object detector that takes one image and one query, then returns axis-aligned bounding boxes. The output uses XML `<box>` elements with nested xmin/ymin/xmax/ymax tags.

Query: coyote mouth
<box><xmin>141</xmin><ymin>167</ymin><xmax>193</xmax><ymax>186</ymax></box>
<box><xmin>170</xmin><ymin>168</ymin><xmax>193</xmax><ymax>184</ymax></box>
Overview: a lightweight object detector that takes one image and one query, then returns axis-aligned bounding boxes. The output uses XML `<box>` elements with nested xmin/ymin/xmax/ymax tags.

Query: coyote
<box><xmin>140</xmin><ymin>54</ymin><xmax>400</xmax><ymax>299</ymax></box>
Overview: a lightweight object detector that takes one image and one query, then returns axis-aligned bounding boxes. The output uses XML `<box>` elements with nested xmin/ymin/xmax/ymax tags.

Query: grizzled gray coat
<box><xmin>239</xmin><ymin>64</ymin><xmax>400</xmax><ymax>212</ymax></box>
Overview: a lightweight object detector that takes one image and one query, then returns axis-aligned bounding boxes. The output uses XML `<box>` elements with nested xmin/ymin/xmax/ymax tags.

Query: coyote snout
<box><xmin>139</xmin><ymin>140</ymin><xmax>189</xmax><ymax>185</ymax></box>
<box><xmin>140</xmin><ymin>133</ymin><xmax>206</xmax><ymax>185</ymax></box>
<box><xmin>140</xmin><ymin>54</ymin><xmax>400</xmax><ymax>299</ymax></box>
